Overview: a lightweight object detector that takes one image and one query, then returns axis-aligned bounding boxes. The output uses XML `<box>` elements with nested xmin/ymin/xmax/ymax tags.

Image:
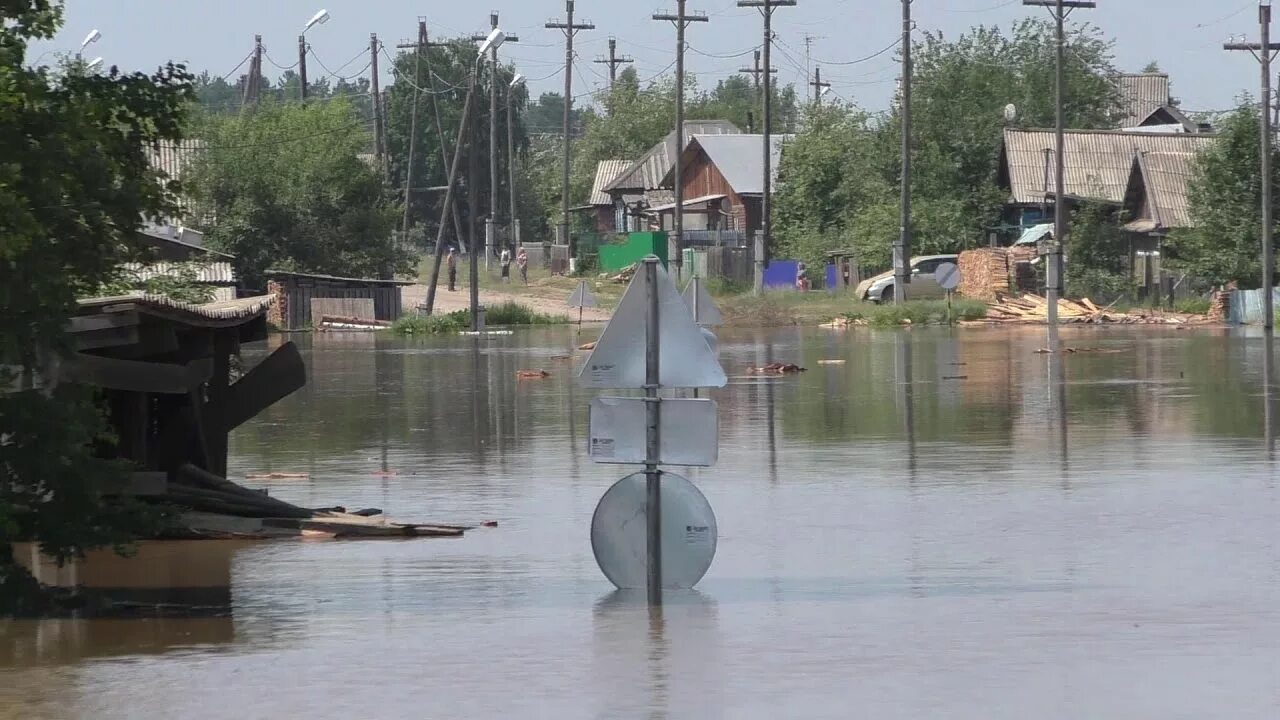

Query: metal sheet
<box><xmin>681</xmin><ymin>278</ymin><xmax>723</xmax><ymax>326</ymax></box>
<box><xmin>578</xmin><ymin>261</ymin><xmax>726</xmax><ymax>389</ymax></box>
<box><xmin>590</xmin><ymin>472</ymin><xmax>717</xmax><ymax>590</ymax></box>
<box><xmin>567</xmin><ymin>280</ymin><xmax>598</xmax><ymax>308</ymax></box>
<box><xmin>588</xmin><ymin>397</ymin><xmax>718</xmax><ymax>466</ymax></box>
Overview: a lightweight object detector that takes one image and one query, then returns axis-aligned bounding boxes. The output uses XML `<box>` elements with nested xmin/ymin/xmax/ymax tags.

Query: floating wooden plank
<box><xmin>205</xmin><ymin>341</ymin><xmax>305</xmax><ymax>433</ymax></box>
<box><xmin>64</xmin><ymin>354</ymin><xmax>213</xmax><ymax>394</ymax></box>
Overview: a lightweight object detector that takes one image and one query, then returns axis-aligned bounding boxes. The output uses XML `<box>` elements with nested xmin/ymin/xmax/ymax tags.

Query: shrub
<box><xmin>485</xmin><ymin>301</ymin><xmax>568</xmax><ymax>325</ymax></box>
<box><xmin>863</xmin><ymin>299</ymin><xmax>986</xmax><ymax>327</ymax></box>
<box><xmin>1173</xmin><ymin>297</ymin><xmax>1212</xmax><ymax>315</ymax></box>
<box><xmin>390</xmin><ymin>311</ymin><xmax>468</xmax><ymax>335</ymax></box>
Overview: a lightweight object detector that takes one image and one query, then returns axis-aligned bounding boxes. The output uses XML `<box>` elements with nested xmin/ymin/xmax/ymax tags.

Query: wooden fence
<box><xmin>310</xmin><ymin>297</ymin><xmax>376</xmax><ymax>322</ymax></box>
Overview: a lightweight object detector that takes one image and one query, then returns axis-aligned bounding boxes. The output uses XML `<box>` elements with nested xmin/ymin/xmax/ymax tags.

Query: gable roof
<box><xmin>605</xmin><ymin>120</ymin><xmax>742</xmax><ymax>193</ymax></box>
<box><xmin>999</xmin><ymin>128</ymin><xmax>1214</xmax><ymax>206</ymax></box>
<box><xmin>662</xmin><ymin>134</ymin><xmax>794</xmax><ymax>195</ymax></box>
<box><xmin>1116</xmin><ymin>73</ymin><xmax>1171</xmax><ymax>128</ymax></box>
<box><xmin>1123</xmin><ymin>150</ymin><xmax>1198</xmax><ymax>232</ymax></box>
<box><xmin>590</xmin><ymin>160</ymin><xmax>631</xmax><ymax>205</ymax></box>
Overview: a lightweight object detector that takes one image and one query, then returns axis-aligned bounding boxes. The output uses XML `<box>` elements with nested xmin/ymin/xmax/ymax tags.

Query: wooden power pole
<box><xmin>546</xmin><ymin>1</ymin><xmax>595</xmax><ymax>254</ymax></box>
<box><xmin>594</xmin><ymin>37</ymin><xmax>634</xmax><ymax>89</ymax></box>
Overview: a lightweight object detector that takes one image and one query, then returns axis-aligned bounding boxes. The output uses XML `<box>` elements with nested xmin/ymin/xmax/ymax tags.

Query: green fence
<box><xmin>598</xmin><ymin>232</ymin><xmax>669</xmax><ymax>272</ymax></box>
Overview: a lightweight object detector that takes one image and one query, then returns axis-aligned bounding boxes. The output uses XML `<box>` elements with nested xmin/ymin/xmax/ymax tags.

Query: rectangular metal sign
<box><xmin>588</xmin><ymin>397</ymin><xmax>719</xmax><ymax>467</ymax></box>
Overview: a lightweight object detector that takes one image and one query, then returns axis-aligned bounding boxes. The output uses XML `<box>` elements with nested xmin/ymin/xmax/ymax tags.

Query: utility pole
<box><xmin>397</xmin><ymin>23</ymin><xmax>467</xmax><ymax>255</ymax></box>
<box><xmin>242</xmin><ymin>35</ymin><xmax>263</xmax><ymax>108</ymax></box>
<box><xmin>897</xmin><ymin>0</ymin><xmax>913</xmax><ymax>305</ymax></box>
<box><xmin>508</xmin><ymin>79</ymin><xmax>521</xmax><ymax>249</ymax></box>
<box><xmin>298</xmin><ymin>35</ymin><xmax>308</xmax><ymax>101</ymax></box>
<box><xmin>547</xmin><ymin>1</ymin><xmax>595</xmax><ymax>255</ymax></box>
<box><xmin>594</xmin><ymin>37</ymin><xmax>634</xmax><ymax>89</ymax></box>
<box><xmin>399</xmin><ymin>28</ymin><xmax>424</xmax><ymax>242</ymax></box>
<box><xmin>370</xmin><ymin>34</ymin><xmax>384</xmax><ymax>167</ymax></box>
<box><xmin>1025</xmin><ymin>0</ymin><xmax>1095</xmax><ymax>328</ymax></box>
<box><xmin>738</xmin><ymin>0</ymin><xmax>796</xmax><ymax>294</ymax></box>
<box><xmin>809</xmin><ymin>65</ymin><xmax>829</xmax><ymax>104</ymax></box>
<box><xmin>1226</xmin><ymin>3</ymin><xmax>1280</xmax><ymax>331</ymax></box>
<box><xmin>739</xmin><ymin>49</ymin><xmax>777</xmax><ymax>132</ymax></box>
<box><xmin>472</xmin><ymin>14</ymin><xmax>519</xmax><ymax>267</ymax></box>
<box><xmin>654</xmin><ymin>2</ymin><xmax>709</xmax><ymax>283</ymax></box>
<box><xmin>423</xmin><ymin>70</ymin><xmax>481</xmax><ymax>318</ymax></box>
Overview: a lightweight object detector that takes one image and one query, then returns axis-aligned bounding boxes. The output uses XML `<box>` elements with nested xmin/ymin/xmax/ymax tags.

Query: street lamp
<box><xmin>86</xmin><ymin>57</ymin><xmax>103</xmax><ymax>71</ymax></box>
<box><xmin>299</xmin><ymin>9</ymin><xmax>330</xmax><ymax>101</ymax></box>
<box><xmin>508</xmin><ymin>72</ymin><xmax>526</xmax><ymax>250</ymax></box>
<box><xmin>78</xmin><ymin>29</ymin><xmax>100</xmax><ymax>57</ymax></box>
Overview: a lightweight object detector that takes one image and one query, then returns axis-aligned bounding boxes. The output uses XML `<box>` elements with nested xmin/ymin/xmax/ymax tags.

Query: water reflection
<box><xmin>592</xmin><ymin>590</ymin><xmax>723</xmax><ymax>719</ymax></box>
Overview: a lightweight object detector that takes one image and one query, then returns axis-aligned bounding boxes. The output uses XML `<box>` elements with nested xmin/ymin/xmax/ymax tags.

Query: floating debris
<box><xmin>516</xmin><ymin>369</ymin><xmax>551</xmax><ymax>379</ymax></box>
<box><xmin>817</xmin><ymin>359</ymin><xmax>846</xmax><ymax>365</ymax></box>
<box><xmin>747</xmin><ymin>363</ymin><xmax>807</xmax><ymax>375</ymax></box>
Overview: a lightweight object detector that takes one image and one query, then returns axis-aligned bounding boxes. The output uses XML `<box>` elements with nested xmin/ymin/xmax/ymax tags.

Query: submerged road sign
<box><xmin>578</xmin><ymin>262</ymin><xmax>726</xmax><ymax>389</ymax></box>
<box><xmin>681</xmin><ymin>276</ymin><xmax>723</xmax><ymax>326</ymax></box>
<box><xmin>589</xmin><ymin>397</ymin><xmax>719</xmax><ymax>466</ymax></box>
<box><xmin>567</xmin><ymin>280</ymin><xmax>597</xmax><ymax>308</ymax></box>
<box><xmin>935</xmin><ymin>262</ymin><xmax>961</xmax><ymax>291</ymax></box>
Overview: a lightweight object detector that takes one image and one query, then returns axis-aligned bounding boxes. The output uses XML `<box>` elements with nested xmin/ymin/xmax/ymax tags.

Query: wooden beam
<box><xmin>69</xmin><ymin>312</ymin><xmax>140</xmax><ymax>334</ymax></box>
<box><xmin>64</xmin><ymin>354</ymin><xmax>213</xmax><ymax>394</ymax></box>
<box><xmin>205</xmin><ymin>341</ymin><xmax>305</xmax><ymax>433</ymax></box>
<box><xmin>74</xmin><ymin>325</ymin><xmax>140</xmax><ymax>351</ymax></box>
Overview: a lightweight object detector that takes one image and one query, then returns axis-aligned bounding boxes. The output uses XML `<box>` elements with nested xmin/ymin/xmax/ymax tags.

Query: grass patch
<box><xmin>845</xmin><ymin>299</ymin><xmax>988</xmax><ymax>327</ymax></box>
<box><xmin>390</xmin><ymin>311</ymin><xmax>469</xmax><ymax>335</ymax></box>
<box><xmin>1173</xmin><ymin>297</ymin><xmax>1211</xmax><ymax>315</ymax></box>
<box><xmin>485</xmin><ymin>301</ymin><xmax>569</xmax><ymax>325</ymax></box>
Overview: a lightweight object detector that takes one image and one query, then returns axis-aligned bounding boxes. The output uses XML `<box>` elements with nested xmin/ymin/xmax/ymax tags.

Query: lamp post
<box><xmin>77</xmin><ymin>29</ymin><xmax>100</xmax><ymax>58</ymax></box>
<box><xmin>299</xmin><ymin>9</ymin><xmax>330</xmax><ymax>101</ymax></box>
<box><xmin>508</xmin><ymin>73</ymin><xmax>525</xmax><ymax>252</ymax></box>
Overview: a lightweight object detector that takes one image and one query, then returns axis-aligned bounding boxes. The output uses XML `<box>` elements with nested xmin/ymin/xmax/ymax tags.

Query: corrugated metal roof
<box><xmin>1129</xmin><ymin>151</ymin><xmax>1198</xmax><ymax>230</ymax></box>
<box><xmin>1001</xmin><ymin>128</ymin><xmax>1214</xmax><ymax>205</ymax></box>
<box><xmin>146</xmin><ymin>139</ymin><xmax>205</xmax><ymax>218</ymax></box>
<box><xmin>669</xmin><ymin>134</ymin><xmax>793</xmax><ymax>195</ymax></box>
<box><xmin>1116</xmin><ymin>73</ymin><xmax>1170</xmax><ymax>128</ymax></box>
<box><xmin>264</xmin><ymin>269</ymin><xmax>416</xmax><ymax>286</ymax></box>
<box><xmin>77</xmin><ymin>293</ymin><xmax>274</xmax><ymax>324</ymax></box>
<box><xmin>605</xmin><ymin>120</ymin><xmax>742</xmax><ymax>192</ymax></box>
<box><xmin>121</xmin><ymin>261</ymin><xmax>236</xmax><ymax>285</ymax></box>
<box><xmin>590</xmin><ymin>160</ymin><xmax>631</xmax><ymax>205</ymax></box>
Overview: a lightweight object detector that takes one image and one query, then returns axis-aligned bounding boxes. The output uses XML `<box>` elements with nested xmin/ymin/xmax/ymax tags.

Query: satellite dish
<box><xmin>591</xmin><ymin>472</ymin><xmax>717</xmax><ymax>590</ymax></box>
<box><xmin>1004</xmin><ymin>103</ymin><xmax>1018</xmax><ymax>123</ymax></box>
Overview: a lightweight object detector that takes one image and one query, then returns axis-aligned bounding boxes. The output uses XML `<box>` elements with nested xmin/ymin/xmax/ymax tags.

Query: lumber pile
<box><xmin>984</xmin><ymin>293</ymin><xmax>1209</xmax><ymax>325</ymax></box>
<box><xmin>603</xmin><ymin>263</ymin><xmax>637</xmax><ymax>283</ymax></box>
<box><xmin>957</xmin><ymin>247</ymin><xmax>1037</xmax><ymax>300</ymax></box>
<box><xmin>1210</xmin><ymin>289</ymin><xmax>1231</xmax><ymax>322</ymax></box>
<box><xmin>136</xmin><ymin>464</ymin><xmax>468</xmax><ymax>540</ymax></box>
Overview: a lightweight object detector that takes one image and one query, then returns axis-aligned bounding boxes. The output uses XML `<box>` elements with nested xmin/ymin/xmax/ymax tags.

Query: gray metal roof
<box><xmin>1116</xmin><ymin>73</ymin><xmax>1170</xmax><ymax>128</ymax></box>
<box><xmin>590</xmin><ymin>160</ymin><xmax>631</xmax><ymax>205</ymax></box>
<box><xmin>1000</xmin><ymin>128</ymin><xmax>1214</xmax><ymax>205</ymax></box>
<box><xmin>77</xmin><ymin>293</ymin><xmax>275</xmax><ymax>325</ymax></box>
<box><xmin>121</xmin><ymin>261</ymin><xmax>236</xmax><ymax>285</ymax></box>
<box><xmin>605</xmin><ymin>120</ymin><xmax>742</xmax><ymax>192</ymax></box>
<box><xmin>667</xmin><ymin>134</ymin><xmax>793</xmax><ymax>195</ymax></box>
<box><xmin>1126</xmin><ymin>150</ymin><xmax>1198</xmax><ymax>231</ymax></box>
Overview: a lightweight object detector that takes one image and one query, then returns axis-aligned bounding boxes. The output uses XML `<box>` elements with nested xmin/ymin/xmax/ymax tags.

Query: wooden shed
<box><xmin>263</xmin><ymin>270</ymin><xmax>413</xmax><ymax>331</ymax></box>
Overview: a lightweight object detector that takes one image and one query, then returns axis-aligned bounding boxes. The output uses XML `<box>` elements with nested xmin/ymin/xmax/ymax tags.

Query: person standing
<box><xmin>516</xmin><ymin>247</ymin><xmax>529</xmax><ymax>285</ymax></box>
<box><xmin>499</xmin><ymin>248</ymin><xmax>512</xmax><ymax>283</ymax></box>
<box><xmin>446</xmin><ymin>247</ymin><xmax>458</xmax><ymax>292</ymax></box>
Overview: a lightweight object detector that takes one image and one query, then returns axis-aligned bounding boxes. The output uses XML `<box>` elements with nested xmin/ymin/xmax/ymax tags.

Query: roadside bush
<box><xmin>861</xmin><ymin>299</ymin><xmax>987</xmax><ymax>327</ymax></box>
<box><xmin>390</xmin><ymin>311</ymin><xmax>468</xmax><ymax>335</ymax></box>
<box><xmin>1069</xmin><ymin>268</ymin><xmax>1134</xmax><ymax>305</ymax></box>
<box><xmin>485</xmin><ymin>301</ymin><xmax>569</xmax><ymax>325</ymax></box>
<box><xmin>1174</xmin><ymin>297</ymin><xmax>1212</xmax><ymax>315</ymax></box>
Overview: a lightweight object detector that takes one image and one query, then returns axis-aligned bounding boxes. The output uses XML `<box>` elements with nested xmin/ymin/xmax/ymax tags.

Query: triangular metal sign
<box><xmin>681</xmin><ymin>277</ymin><xmax>723</xmax><ymax>326</ymax></box>
<box><xmin>578</xmin><ymin>262</ymin><xmax>727</xmax><ymax>389</ymax></box>
<box><xmin>567</xmin><ymin>280</ymin><xmax>597</xmax><ymax>308</ymax></box>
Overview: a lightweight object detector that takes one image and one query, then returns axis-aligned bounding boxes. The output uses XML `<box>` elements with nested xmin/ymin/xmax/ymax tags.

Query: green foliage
<box><xmin>1174</xmin><ymin>297</ymin><xmax>1212</xmax><ymax>315</ymax></box>
<box><xmin>1166</xmin><ymin>99</ymin><xmax>1278</xmax><ymax>287</ymax></box>
<box><xmin>1066</xmin><ymin>199</ymin><xmax>1132</xmax><ymax>302</ymax></box>
<box><xmin>1</xmin><ymin>0</ymin><xmax>193</xmax><ymax>589</ymax></box>
<box><xmin>186</xmin><ymin>98</ymin><xmax>408</xmax><ymax>287</ymax></box>
<box><xmin>484</xmin><ymin>302</ymin><xmax>568</xmax><ymax>326</ymax></box>
<box><xmin>391</xmin><ymin>310</ymin><xmax>469</xmax><ymax>335</ymax></box>
<box><xmin>99</xmin><ymin>263</ymin><xmax>216</xmax><ymax>304</ymax></box>
<box><xmin>703</xmin><ymin>276</ymin><xmax>749</xmax><ymax>297</ymax></box>
<box><xmin>774</xmin><ymin>20</ymin><xmax>1119</xmax><ymax>266</ymax></box>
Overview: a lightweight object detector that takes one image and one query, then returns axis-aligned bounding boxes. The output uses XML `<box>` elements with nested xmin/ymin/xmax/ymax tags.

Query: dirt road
<box><xmin>401</xmin><ymin>282</ymin><xmax>612</xmax><ymax>322</ymax></box>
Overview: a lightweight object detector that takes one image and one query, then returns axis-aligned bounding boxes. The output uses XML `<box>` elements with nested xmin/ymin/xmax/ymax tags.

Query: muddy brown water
<box><xmin>2</xmin><ymin>326</ymin><xmax>1279</xmax><ymax>719</ymax></box>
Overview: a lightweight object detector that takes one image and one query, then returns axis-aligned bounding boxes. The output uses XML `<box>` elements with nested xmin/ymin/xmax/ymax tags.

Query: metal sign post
<box><xmin>643</xmin><ymin>258</ymin><xmax>662</xmax><ymax>605</ymax></box>
<box><xmin>567</xmin><ymin>279</ymin><xmax>597</xmax><ymax>327</ymax></box>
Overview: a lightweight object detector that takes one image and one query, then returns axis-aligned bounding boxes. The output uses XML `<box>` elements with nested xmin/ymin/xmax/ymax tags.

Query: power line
<box><xmin>309</xmin><ymin>46</ymin><xmax>370</xmax><ymax>81</ymax></box>
<box><xmin>202</xmin><ymin>121</ymin><xmax>372</xmax><ymax>150</ymax></box>
<box><xmin>221</xmin><ymin>49</ymin><xmax>255</xmax><ymax>80</ymax></box>
<box><xmin>262</xmin><ymin>49</ymin><xmax>298</xmax><ymax>71</ymax></box>
<box><xmin>687</xmin><ymin>44</ymin><xmax>759</xmax><ymax>60</ymax></box>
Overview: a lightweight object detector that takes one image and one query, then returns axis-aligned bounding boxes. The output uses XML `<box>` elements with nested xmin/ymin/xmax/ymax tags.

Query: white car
<box><xmin>854</xmin><ymin>255</ymin><xmax>958</xmax><ymax>303</ymax></box>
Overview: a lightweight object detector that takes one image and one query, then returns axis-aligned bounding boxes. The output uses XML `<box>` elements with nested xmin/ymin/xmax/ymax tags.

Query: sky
<box><xmin>29</xmin><ymin>1</ymin><xmax>1266</xmax><ymax>115</ymax></box>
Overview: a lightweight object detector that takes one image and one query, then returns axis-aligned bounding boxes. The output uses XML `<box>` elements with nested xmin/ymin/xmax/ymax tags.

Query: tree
<box><xmin>382</xmin><ymin>40</ymin><xmax>530</xmax><ymax>245</ymax></box>
<box><xmin>773</xmin><ymin>19</ymin><xmax>1120</xmax><ymax>267</ymax></box>
<box><xmin>1</xmin><ymin>0</ymin><xmax>194</xmax><ymax>611</ymax></box>
<box><xmin>185</xmin><ymin>98</ymin><xmax>407</xmax><ymax>287</ymax></box>
<box><xmin>1141</xmin><ymin>61</ymin><xmax>1162</xmax><ymax>74</ymax></box>
<box><xmin>1166</xmin><ymin>99</ymin><xmax>1278</xmax><ymax>288</ymax></box>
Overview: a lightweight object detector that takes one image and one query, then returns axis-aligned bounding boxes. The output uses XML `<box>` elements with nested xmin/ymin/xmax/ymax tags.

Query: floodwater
<box><xmin>3</xmin><ymin>325</ymin><xmax>1280</xmax><ymax>719</ymax></box>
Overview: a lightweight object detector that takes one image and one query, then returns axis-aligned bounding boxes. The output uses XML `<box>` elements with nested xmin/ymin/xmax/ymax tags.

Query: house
<box><xmin>1114</xmin><ymin>73</ymin><xmax>1204</xmax><ymax>134</ymax></box>
<box><xmin>263</xmin><ymin>270</ymin><xmax>414</xmax><ymax>330</ymax></box>
<box><xmin>1121</xmin><ymin>150</ymin><xmax>1197</xmax><ymax>239</ymax></box>
<box><xmin>654</xmin><ymin>134</ymin><xmax>793</xmax><ymax>239</ymax></box>
<box><xmin>603</xmin><ymin>120</ymin><xmax>742</xmax><ymax>231</ymax></box>
<box><xmin>584</xmin><ymin>160</ymin><xmax>632</xmax><ymax>233</ymax></box>
<box><xmin>125</xmin><ymin>226</ymin><xmax>238</xmax><ymax>302</ymax></box>
<box><xmin>997</xmin><ymin>127</ymin><xmax>1215</xmax><ymax>237</ymax></box>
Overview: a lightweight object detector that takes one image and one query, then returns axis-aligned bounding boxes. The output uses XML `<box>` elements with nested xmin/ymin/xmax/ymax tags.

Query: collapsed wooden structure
<box><xmin>981</xmin><ymin>293</ymin><xmax>1211</xmax><ymax>325</ymax></box>
<box><xmin>66</xmin><ymin>294</ymin><xmax>465</xmax><ymax>539</ymax></box>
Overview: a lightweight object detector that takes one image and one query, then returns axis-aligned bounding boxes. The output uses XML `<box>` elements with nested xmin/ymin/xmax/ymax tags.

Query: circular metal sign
<box><xmin>934</xmin><ymin>262</ymin><xmax>961</xmax><ymax>291</ymax></box>
<box><xmin>590</xmin><ymin>472</ymin><xmax>717</xmax><ymax>590</ymax></box>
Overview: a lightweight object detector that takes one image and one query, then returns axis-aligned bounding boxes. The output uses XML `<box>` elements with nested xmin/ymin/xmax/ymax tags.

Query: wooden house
<box><xmin>655</xmin><ymin>134</ymin><xmax>792</xmax><ymax>237</ymax></box>
<box><xmin>263</xmin><ymin>270</ymin><xmax>413</xmax><ymax>330</ymax></box>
